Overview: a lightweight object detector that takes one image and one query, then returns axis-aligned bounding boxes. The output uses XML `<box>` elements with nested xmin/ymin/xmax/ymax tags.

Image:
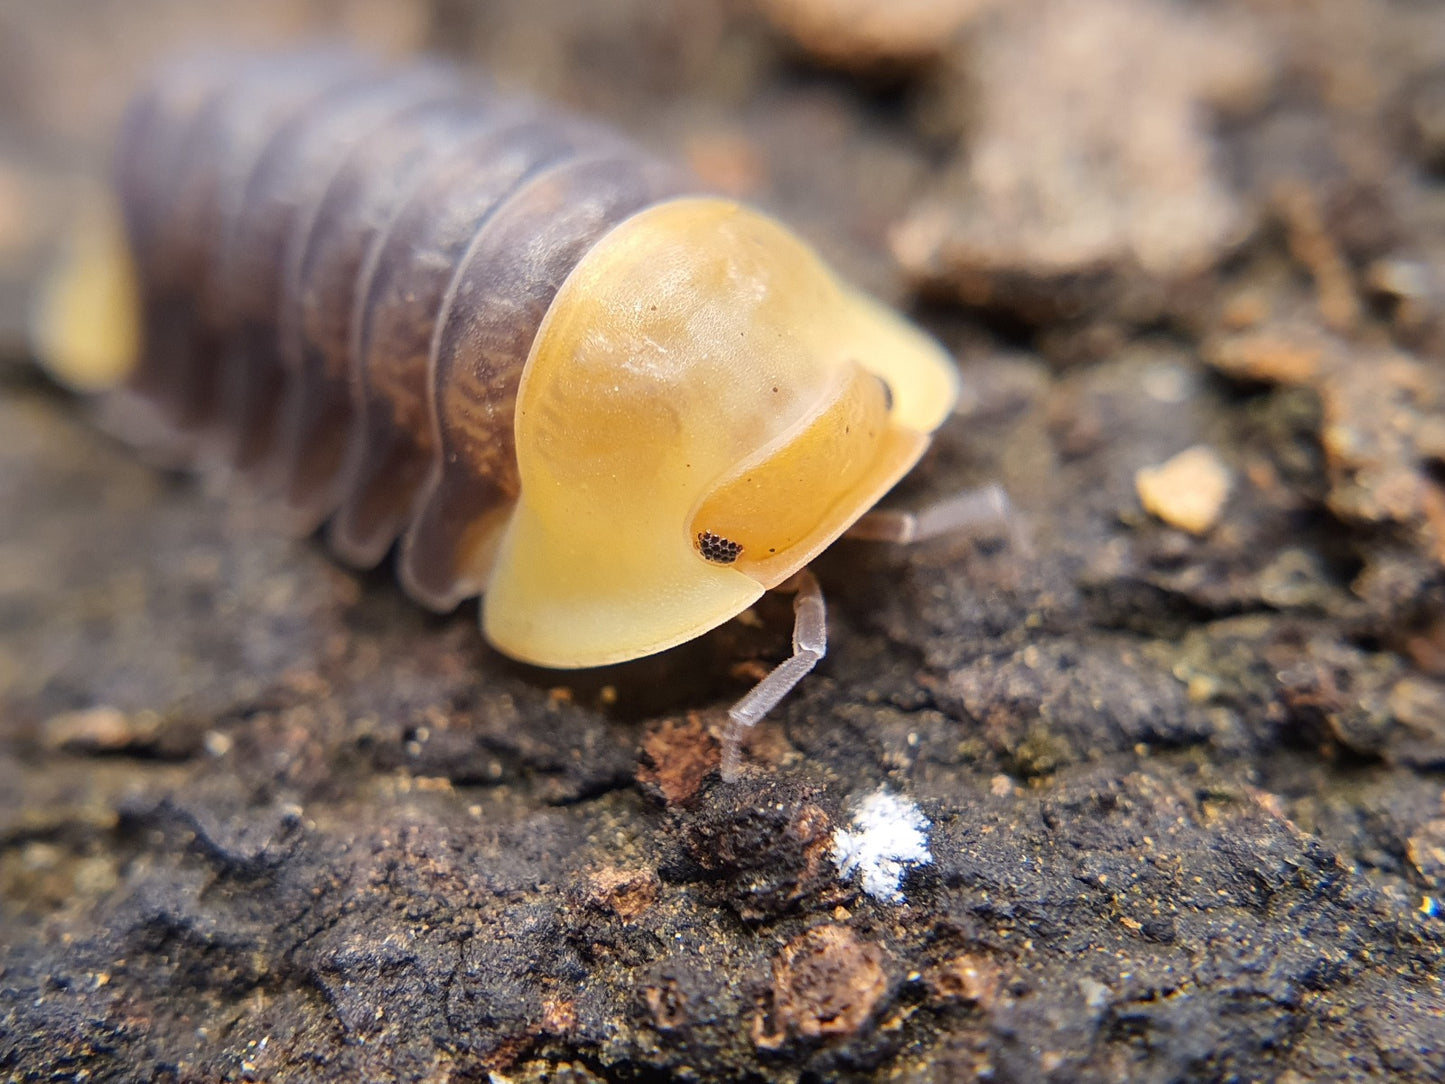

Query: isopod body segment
<box><xmin>35</xmin><ymin>50</ymin><xmax>961</xmax><ymax>671</ymax></box>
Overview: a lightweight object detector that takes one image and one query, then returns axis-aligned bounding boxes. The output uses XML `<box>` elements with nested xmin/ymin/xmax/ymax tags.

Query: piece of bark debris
<box><xmin>1406</xmin><ymin>817</ymin><xmax>1445</xmax><ymax>890</ymax></box>
<box><xmin>643</xmin><ymin>977</ymin><xmax>690</xmax><ymax>1032</ymax></box>
<box><xmin>540</xmin><ymin>997</ymin><xmax>579</xmax><ymax>1037</ymax></box>
<box><xmin>755</xmin><ymin>924</ymin><xmax>890</xmax><ymax>1046</ymax></box>
<box><xmin>637</xmin><ymin>713</ymin><xmax>720</xmax><ymax>805</ymax></box>
<box><xmin>674</xmin><ymin>777</ymin><xmax>838</xmax><ymax>921</ymax></box>
<box><xmin>41</xmin><ymin>705</ymin><xmax>154</xmax><ymax>752</ymax></box>
<box><xmin>1275</xmin><ymin>180</ymin><xmax>1363</xmax><ymax>334</ymax></box>
<box><xmin>1207</xmin><ymin>324</ymin><xmax>1445</xmax><ymax>566</ymax></box>
<box><xmin>581</xmin><ymin>865</ymin><xmax>660</xmax><ymax>923</ymax></box>
<box><xmin>756</xmin><ymin>0</ymin><xmax>992</xmax><ymax>68</ymax></box>
<box><xmin>1135</xmin><ymin>445</ymin><xmax>1233</xmax><ymax>535</ymax></box>
<box><xmin>892</xmin><ymin>0</ymin><xmax>1267</xmax><ymax>321</ymax></box>
<box><xmin>924</xmin><ymin>952</ymin><xmax>1001</xmax><ymax>1009</ymax></box>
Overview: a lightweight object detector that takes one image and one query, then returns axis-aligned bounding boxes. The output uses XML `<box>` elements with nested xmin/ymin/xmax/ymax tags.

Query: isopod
<box><xmin>34</xmin><ymin>50</ymin><xmax>1005</xmax><ymax>778</ymax></box>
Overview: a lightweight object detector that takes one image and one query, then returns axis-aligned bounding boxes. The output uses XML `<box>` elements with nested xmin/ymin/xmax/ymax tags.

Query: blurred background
<box><xmin>2</xmin><ymin>0</ymin><xmax>1440</xmax><ymax>363</ymax></box>
<box><xmin>4</xmin><ymin>0</ymin><xmax>926</xmax><ymax>351</ymax></box>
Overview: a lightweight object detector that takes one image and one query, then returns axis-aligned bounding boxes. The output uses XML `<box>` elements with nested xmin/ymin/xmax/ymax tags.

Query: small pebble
<box><xmin>1136</xmin><ymin>445</ymin><xmax>1231</xmax><ymax>535</ymax></box>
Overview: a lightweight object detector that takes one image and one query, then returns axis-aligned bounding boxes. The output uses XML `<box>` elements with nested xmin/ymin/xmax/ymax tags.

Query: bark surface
<box><xmin>3</xmin><ymin>1</ymin><xmax>1445</xmax><ymax>1081</ymax></box>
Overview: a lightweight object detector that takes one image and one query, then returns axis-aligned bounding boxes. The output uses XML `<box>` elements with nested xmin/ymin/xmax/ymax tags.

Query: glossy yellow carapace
<box><xmin>483</xmin><ymin>197</ymin><xmax>959</xmax><ymax>668</ymax></box>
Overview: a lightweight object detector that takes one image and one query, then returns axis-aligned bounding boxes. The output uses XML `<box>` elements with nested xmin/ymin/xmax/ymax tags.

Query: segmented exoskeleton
<box><xmin>114</xmin><ymin>51</ymin><xmax>689</xmax><ymax>609</ymax></box>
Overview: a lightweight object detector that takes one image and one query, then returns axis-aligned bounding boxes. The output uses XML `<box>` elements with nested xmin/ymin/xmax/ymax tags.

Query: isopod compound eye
<box><xmin>697</xmin><ymin>531</ymin><xmax>744</xmax><ymax>564</ymax></box>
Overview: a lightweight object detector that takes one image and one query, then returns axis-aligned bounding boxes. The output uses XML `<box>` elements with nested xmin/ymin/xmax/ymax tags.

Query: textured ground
<box><xmin>3</xmin><ymin>1</ymin><xmax>1445</xmax><ymax>1081</ymax></box>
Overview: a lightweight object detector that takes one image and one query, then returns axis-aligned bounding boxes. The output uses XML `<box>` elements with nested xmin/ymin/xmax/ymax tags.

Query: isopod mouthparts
<box><xmin>34</xmin><ymin>49</ymin><xmax>961</xmax><ymax>675</ymax></box>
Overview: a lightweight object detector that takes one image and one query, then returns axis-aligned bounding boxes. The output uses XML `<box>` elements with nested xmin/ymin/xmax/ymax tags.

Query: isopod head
<box><xmin>483</xmin><ymin>196</ymin><xmax>959</xmax><ymax>668</ymax></box>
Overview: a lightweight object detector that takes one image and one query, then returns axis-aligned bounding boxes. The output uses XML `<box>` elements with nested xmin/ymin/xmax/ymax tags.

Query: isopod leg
<box><xmin>327</xmin><ymin>428</ymin><xmax>432</xmax><ymax>567</ymax></box>
<box><xmin>721</xmin><ymin>569</ymin><xmax>826</xmax><ymax>783</ymax></box>
<box><xmin>845</xmin><ymin>482</ymin><xmax>1014</xmax><ymax>545</ymax></box>
<box><xmin>275</xmin><ymin>370</ymin><xmax>354</xmax><ymax>534</ymax></box>
<box><xmin>396</xmin><ymin>472</ymin><xmax>513</xmax><ymax>611</ymax></box>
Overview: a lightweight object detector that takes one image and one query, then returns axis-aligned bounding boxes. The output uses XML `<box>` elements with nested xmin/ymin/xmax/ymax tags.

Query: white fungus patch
<box><xmin>831</xmin><ymin>789</ymin><xmax>932</xmax><ymax>902</ymax></box>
